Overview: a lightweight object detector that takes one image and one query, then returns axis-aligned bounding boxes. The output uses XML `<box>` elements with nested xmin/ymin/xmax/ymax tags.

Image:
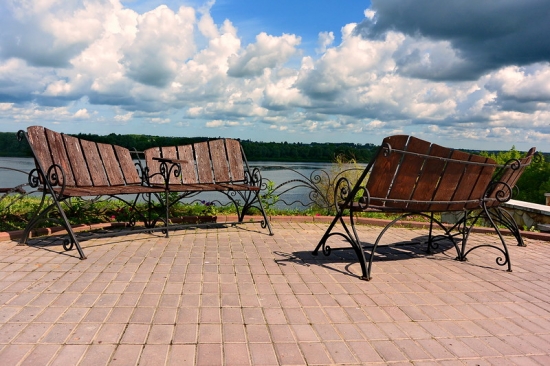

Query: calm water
<box><xmin>0</xmin><ymin>157</ymin><xmax>37</xmax><ymax>190</ymax></box>
<box><xmin>0</xmin><ymin>157</ymin><xmax>334</xmax><ymax>188</ymax></box>
<box><xmin>0</xmin><ymin>157</ymin><xmax>354</xmax><ymax>208</ymax></box>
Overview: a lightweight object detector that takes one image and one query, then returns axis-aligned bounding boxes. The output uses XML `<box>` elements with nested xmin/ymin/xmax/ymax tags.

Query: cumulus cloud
<box><xmin>0</xmin><ymin>0</ymin><xmax>549</xmax><ymax>150</ymax></box>
<box><xmin>122</xmin><ymin>5</ymin><xmax>196</xmax><ymax>87</ymax></box>
<box><xmin>355</xmin><ymin>0</ymin><xmax>550</xmax><ymax>80</ymax></box>
<box><xmin>227</xmin><ymin>32</ymin><xmax>300</xmax><ymax>77</ymax></box>
<box><xmin>316</xmin><ymin>31</ymin><xmax>334</xmax><ymax>54</ymax></box>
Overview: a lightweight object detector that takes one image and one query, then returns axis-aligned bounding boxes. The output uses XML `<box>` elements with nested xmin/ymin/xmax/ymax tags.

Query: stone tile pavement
<box><xmin>0</xmin><ymin>220</ymin><xmax>549</xmax><ymax>365</ymax></box>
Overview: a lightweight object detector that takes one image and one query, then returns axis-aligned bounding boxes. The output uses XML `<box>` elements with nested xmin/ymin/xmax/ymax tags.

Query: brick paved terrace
<box><xmin>0</xmin><ymin>219</ymin><xmax>549</xmax><ymax>365</ymax></box>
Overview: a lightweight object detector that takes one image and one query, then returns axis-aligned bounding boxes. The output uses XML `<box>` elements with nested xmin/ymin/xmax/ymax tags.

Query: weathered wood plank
<box><xmin>209</xmin><ymin>139</ymin><xmax>230</xmax><ymax>183</ymax></box>
<box><xmin>386</xmin><ymin>136</ymin><xmax>431</xmax><ymax>209</ymax></box>
<box><xmin>62</xmin><ymin>134</ymin><xmax>92</xmax><ymax>187</ymax></box>
<box><xmin>97</xmin><ymin>143</ymin><xmax>125</xmax><ymax>186</ymax></box>
<box><xmin>429</xmin><ymin>150</ymin><xmax>469</xmax><ymax>211</ymax></box>
<box><xmin>176</xmin><ymin>145</ymin><xmax>198</xmax><ymax>184</ymax></box>
<box><xmin>115</xmin><ymin>145</ymin><xmax>141</xmax><ymax>185</ymax></box>
<box><xmin>226</xmin><ymin>139</ymin><xmax>245</xmax><ymax>182</ymax></box>
<box><xmin>145</xmin><ymin>147</ymin><xmax>163</xmax><ymax>185</ymax></box>
<box><xmin>366</xmin><ymin>135</ymin><xmax>409</xmax><ymax>206</ymax></box>
<box><xmin>404</xmin><ymin>144</ymin><xmax>451</xmax><ymax>211</ymax></box>
<box><xmin>194</xmin><ymin>142</ymin><xmax>214</xmax><ymax>184</ymax></box>
<box><xmin>80</xmin><ymin>139</ymin><xmax>109</xmax><ymax>186</ymax></box>
<box><xmin>160</xmin><ymin>146</ymin><xmax>180</xmax><ymax>184</ymax></box>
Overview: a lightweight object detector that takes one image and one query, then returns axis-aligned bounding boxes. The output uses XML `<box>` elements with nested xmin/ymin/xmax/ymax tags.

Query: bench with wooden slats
<box><xmin>20</xmin><ymin>126</ymin><xmax>165</xmax><ymax>259</ymax></box>
<box><xmin>314</xmin><ymin>135</ymin><xmax>536</xmax><ymax>281</ymax></box>
<box><xmin>143</xmin><ymin>139</ymin><xmax>272</xmax><ymax>234</ymax></box>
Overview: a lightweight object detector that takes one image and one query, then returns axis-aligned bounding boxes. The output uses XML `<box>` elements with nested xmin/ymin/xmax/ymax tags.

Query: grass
<box><xmin>0</xmin><ymin>194</ymin><xmax>438</xmax><ymax>232</ymax></box>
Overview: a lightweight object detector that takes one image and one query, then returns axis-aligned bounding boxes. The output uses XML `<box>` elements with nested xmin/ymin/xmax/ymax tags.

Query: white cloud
<box><xmin>0</xmin><ymin>1</ymin><xmax>549</xmax><ymax>150</ymax></box>
<box><xmin>121</xmin><ymin>5</ymin><xmax>196</xmax><ymax>87</ymax></box>
<box><xmin>74</xmin><ymin>108</ymin><xmax>90</xmax><ymax>119</ymax></box>
<box><xmin>316</xmin><ymin>31</ymin><xmax>334</xmax><ymax>54</ymax></box>
<box><xmin>115</xmin><ymin>112</ymin><xmax>133</xmax><ymax>122</ymax></box>
<box><xmin>206</xmin><ymin>119</ymin><xmax>225</xmax><ymax>127</ymax></box>
<box><xmin>149</xmin><ymin>117</ymin><xmax>170</xmax><ymax>124</ymax></box>
<box><xmin>227</xmin><ymin>32</ymin><xmax>301</xmax><ymax>77</ymax></box>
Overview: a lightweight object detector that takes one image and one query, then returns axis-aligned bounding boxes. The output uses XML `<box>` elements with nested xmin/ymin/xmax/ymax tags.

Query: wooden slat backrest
<box><xmin>485</xmin><ymin>147</ymin><xmax>536</xmax><ymax>207</ymax></box>
<box><xmin>209</xmin><ymin>139</ymin><xmax>231</xmax><ymax>183</ymax></box>
<box><xmin>114</xmin><ymin>145</ymin><xmax>141</xmax><ymax>185</ymax></box>
<box><xmin>44</xmin><ymin>127</ymin><xmax>76</xmax><ymax>187</ymax></box>
<box><xmin>385</xmin><ymin>136</ymin><xmax>432</xmax><ymax>209</ymax></box>
<box><xmin>365</xmin><ymin>135</ymin><xmax>499</xmax><ymax>211</ymax></box>
<box><xmin>366</xmin><ymin>135</ymin><xmax>409</xmax><ymax>206</ymax></box>
<box><xmin>27</xmin><ymin>126</ymin><xmax>56</xmax><ymax>184</ymax></box>
<box><xmin>407</xmin><ymin>144</ymin><xmax>452</xmax><ymax>211</ymax></box>
<box><xmin>447</xmin><ymin>154</ymin><xmax>496</xmax><ymax>211</ymax></box>
<box><xmin>96</xmin><ymin>143</ymin><xmax>125</xmax><ymax>186</ymax></box>
<box><xmin>28</xmin><ymin>126</ymin><xmax>140</xmax><ymax>188</ymax></box>
<box><xmin>194</xmin><ymin>141</ymin><xmax>214</xmax><ymax>183</ymax></box>
<box><xmin>176</xmin><ymin>145</ymin><xmax>198</xmax><ymax>184</ymax></box>
<box><xmin>80</xmin><ymin>139</ymin><xmax>109</xmax><ymax>186</ymax></box>
<box><xmin>226</xmin><ymin>139</ymin><xmax>245</xmax><ymax>182</ymax></box>
<box><xmin>159</xmin><ymin>146</ymin><xmax>181</xmax><ymax>184</ymax></box>
<box><xmin>427</xmin><ymin>149</ymin><xmax>468</xmax><ymax>211</ymax></box>
<box><xmin>144</xmin><ymin>147</ymin><xmax>164</xmax><ymax>185</ymax></box>
<box><xmin>62</xmin><ymin>134</ymin><xmax>92</xmax><ymax>187</ymax></box>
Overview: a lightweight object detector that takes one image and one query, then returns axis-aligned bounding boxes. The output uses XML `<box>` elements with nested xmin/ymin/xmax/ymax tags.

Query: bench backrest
<box><xmin>484</xmin><ymin>147</ymin><xmax>537</xmax><ymax>207</ymax></box>
<box><xmin>26</xmin><ymin>126</ymin><xmax>142</xmax><ymax>187</ymax></box>
<box><xmin>364</xmin><ymin>135</ymin><xmax>498</xmax><ymax>211</ymax></box>
<box><xmin>144</xmin><ymin>139</ymin><xmax>247</xmax><ymax>185</ymax></box>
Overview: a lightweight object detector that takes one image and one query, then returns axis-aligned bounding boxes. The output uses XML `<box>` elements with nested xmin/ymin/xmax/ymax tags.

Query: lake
<box><xmin>0</xmin><ymin>157</ymin><xmax>362</xmax><ymax>209</ymax></box>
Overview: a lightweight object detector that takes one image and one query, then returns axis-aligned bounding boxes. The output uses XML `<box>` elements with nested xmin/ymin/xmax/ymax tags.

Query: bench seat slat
<box><xmin>47</xmin><ymin>185</ymin><xmax>164</xmax><ymax>197</ymax></box>
<box><xmin>150</xmin><ymin>183</ymin><xmax>260</xmax><ymax>192</ymax></box>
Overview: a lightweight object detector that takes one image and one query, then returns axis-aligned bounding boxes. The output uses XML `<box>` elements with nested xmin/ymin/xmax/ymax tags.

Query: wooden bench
<box><xmin>143</xmin><ymin>139</ymin><xmax>273</xmax><ymax>235</ymax></box>
<box><xmin>19</xmin><ymin>126</ymin><xmax>167</xmax><ymax>259</ymax></box>
<box><xmin>314</xmin><ymin>135</ymin><xmax>536</xmax><ymax>281</ymax></box>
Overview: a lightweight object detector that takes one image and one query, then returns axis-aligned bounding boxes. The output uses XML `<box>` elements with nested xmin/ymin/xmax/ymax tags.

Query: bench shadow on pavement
<box><xmin>274</xmin><ymin>235</ymin><xmax>460</xmax><ymax>280</ymax></box>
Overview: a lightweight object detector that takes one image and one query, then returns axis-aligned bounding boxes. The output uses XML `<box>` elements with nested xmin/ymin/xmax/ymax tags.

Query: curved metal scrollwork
<box><xmin>487</xmin><ymin>181</ymin><xmax>514</xmax><ymax>203</ymax></box>
<box><xmin>17</xmin><ymin>130</ymin><xmax>25</xmax><ymax>142</ymax></box>
<box><xmin>382</xmin><ymin>142</ymin><xmax>392</xmax><ymax>157</ymax></box>
<box><xmin>262</xmin><ymin>165</ymin><xmax>365</xmax><ymax>211</ymax></box>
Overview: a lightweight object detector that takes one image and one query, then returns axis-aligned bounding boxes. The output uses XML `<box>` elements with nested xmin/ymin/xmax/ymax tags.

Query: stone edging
<box><xmin>2</xmin><ymin>215</ymin><xmax>549</xmax><ymax>242</ymax></box>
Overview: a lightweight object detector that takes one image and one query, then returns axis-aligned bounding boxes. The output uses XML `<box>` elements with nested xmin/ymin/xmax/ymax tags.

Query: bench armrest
<box><xmin>152</xmin><ymin>157</ymin><xmax>188</xmax><ymax>164</ymax></box>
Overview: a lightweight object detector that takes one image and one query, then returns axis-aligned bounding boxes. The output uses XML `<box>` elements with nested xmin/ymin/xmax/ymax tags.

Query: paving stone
<box><xmin>0</xmin><ymin>222</ymin><xmax>549</xmax><ymax>365</ymax></box>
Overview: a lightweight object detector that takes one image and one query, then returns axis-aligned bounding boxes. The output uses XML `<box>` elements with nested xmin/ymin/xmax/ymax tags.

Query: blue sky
<box><xmin>1</xmin><ymin>0</ymin><xmax>550</xmax><ymax>151</ymax></box>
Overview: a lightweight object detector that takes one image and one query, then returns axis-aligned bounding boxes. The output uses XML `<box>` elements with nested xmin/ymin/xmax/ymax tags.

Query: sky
<box><xmin>1</xmin><ymin>0</ymin><xmax>550</xmax><ymax>151</ymax></box>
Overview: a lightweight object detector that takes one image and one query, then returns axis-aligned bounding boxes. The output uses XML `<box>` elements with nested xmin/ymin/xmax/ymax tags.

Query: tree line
<box><xmin>2</xmin><ymin>131</ymin><xmax>549</xmax><ymax>204</ymax></box>
<box><xmin>0</xmin><ymin>131</ymin><xmax>377</xmax><ymax>163</ymax></box>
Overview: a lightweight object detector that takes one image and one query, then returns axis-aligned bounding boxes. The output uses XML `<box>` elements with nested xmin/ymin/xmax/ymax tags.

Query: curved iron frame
<box><xmin>148</xmin><ymin>159</ymin><xmax>273</xmax><ymax>236</ymax></box>
<box><xmin>311</xmin><ymin>143</ymin><xmax>533</xmax><ymax>281</ymax></box>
